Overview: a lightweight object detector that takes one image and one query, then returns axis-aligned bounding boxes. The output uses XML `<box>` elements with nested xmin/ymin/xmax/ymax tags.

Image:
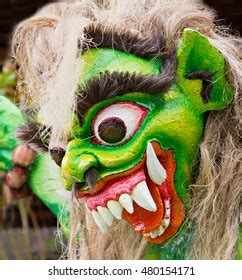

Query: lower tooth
<box><xmin>107</xmin><ymin>200</ymin><xmax>123</xmax><ymax>220</ymax></box>
<box><xmin>144</xmin><ymin>224</ymin><xmax>166</xmax><ymax>238</ymax></box>
<box><xmin>97</xmin><ymin>206</ymin><xmax>114</xmax><ymax>226</ymax></box>
<box><xmin>165</xmin><ymin>208</ymin><xmax>171</xmax><ymax>217</ymax></box>
<box><xmin>163</xmin><ymin>217</ymin><xmax>170</xmax><ymax>228</ymax></box>
<box><xmin>91</xmin><ymin>211</ymin><xmax>108</xmax><ymax>233</ymax></box>
<box><xmin>144</xmin><ymin>215</ymin><xmax>170</xmax><ymax>238</ymax></box>
<box><xmin>144</xmin><ymin>200</ymin><xmax>172</xmax><ymax>239</ymax></box>
<box><xmin>158</xmin><ymin>225</ymin><xmax>166</xmax><ymax>235</ymax></box>
<box><xmin>165</xmin><ymin>199</ymin><xmax>170</xmax><ymax>208</ymax></box>
<box><xmin>150</xmin><ymin>231</ymin><xmax>159</xmax><ymax>238</ymax></box>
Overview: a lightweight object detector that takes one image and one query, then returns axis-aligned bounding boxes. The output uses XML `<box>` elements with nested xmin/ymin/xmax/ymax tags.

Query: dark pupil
<box><xmin>98</xmin><ymin>117</ymin><xmax>126</xmax><ymax>144</ymax></box>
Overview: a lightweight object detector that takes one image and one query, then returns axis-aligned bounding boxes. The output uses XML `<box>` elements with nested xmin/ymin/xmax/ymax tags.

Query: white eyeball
<box><xmin>92</xmin><ymin>101</ymin><xmax>148</xmax><ymax>146</ymax></box>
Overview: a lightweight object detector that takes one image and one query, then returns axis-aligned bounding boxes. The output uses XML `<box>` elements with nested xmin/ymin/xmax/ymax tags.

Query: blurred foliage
<box><xmin>237</xmin><ymin>226</ymin><xmax>242</xmax><ymax>260</ymax></box>
<box><xmin>0</xmin><ymin>72</ymin><xmax>16</xmax><ymax>88</ymax></box>
<box><xmin>0</xmin><ymin>71</ymin><xmax>17</xmax><ymax>103</ymax></box>
<box><xmin>0</xmin><ymin>68</ymin><xmax>62</xmax><ymax>260</ymax></box>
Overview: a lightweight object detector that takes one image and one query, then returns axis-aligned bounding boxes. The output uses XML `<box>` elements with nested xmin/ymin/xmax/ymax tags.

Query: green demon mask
<box><xmin>57</xmin><ymin>28</ymin><xmax>233</xmax><ymax>244</ymax></box>
<box><xmin>19</xmin><ymin>28</ymin><xmax>233</xmax><ymax>245</ymax></box>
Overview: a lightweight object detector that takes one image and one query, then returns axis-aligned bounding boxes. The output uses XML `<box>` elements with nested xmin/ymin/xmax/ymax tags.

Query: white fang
<box><xmin>119</xmin><ymin>194</ymin><xmax>134</xmax><ymax>214</ymax></box>
<box><xmin>146</xmin><ymin>142</ymin><xmax>166</xmax><ymax>185</ymax></box>
<box><xmin>131</xmin><ymin>181</ymin><xmax>157</xmax><ymax>212</ymax></box>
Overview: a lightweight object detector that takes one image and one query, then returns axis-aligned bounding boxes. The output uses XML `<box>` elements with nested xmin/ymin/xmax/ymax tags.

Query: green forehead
<box><xmin>79</xmin><ymin>48</ymin><xmax>161</xmax><ymax>83</ymax></box>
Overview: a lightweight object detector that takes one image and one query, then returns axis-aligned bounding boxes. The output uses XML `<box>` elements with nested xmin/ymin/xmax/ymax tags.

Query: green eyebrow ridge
<box><xmin>76</xmin><ymin>52</ymin><xmax>177</xmax><ymax>124</ymax></box>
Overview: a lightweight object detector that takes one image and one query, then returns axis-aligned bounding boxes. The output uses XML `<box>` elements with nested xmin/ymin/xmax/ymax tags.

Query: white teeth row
<box><xmin>91</xmin><ymin>200</ymin><xmax>122</xmax><ymax>233</ymax></box>
<box><xmin>91</xmin><ymin>180</ymin><xmax>158</xmax><ymax>233</ymax></box>
<box><xmin>90</xmin><ymin>142</ymin><xmax>167</xmax><ymax>234</ymax></box>
<box><xmin>144</xmin><ymin>199</ymin><xmax>171</xmax><ymax>239</ymax></box>
<box><xmin>146</xmin><ymin>142</ymin><xmax>166</xmax><ymax>185</ymax></box>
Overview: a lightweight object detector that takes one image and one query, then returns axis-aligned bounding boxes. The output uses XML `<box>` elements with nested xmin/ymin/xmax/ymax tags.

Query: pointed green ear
<box><xmin>176</xmin><ymin>28</ymin><xmax>234</xmax><ymax>112</ymax></box>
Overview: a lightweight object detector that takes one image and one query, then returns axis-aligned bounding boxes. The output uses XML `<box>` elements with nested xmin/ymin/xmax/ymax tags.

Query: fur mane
<box><xmin>11</xmin><ymin>0</ymin><xmax>241</xmax><ymax>259</ymax></box>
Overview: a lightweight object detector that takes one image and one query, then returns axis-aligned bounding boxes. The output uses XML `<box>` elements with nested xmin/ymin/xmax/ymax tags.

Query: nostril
<box><xmin>72</xmin><ymin>168</ymin><xmax>99</xmax><ymax>197</ymax></box>
<box><xmin>85</xmin><ymin>167</ymin><xmax>99</xmax><ymax>191</ymax></box>
<box><xmin>50</xmin><ymin>147</ymin><xmax>66</xmax><ymax>166</ymax></box>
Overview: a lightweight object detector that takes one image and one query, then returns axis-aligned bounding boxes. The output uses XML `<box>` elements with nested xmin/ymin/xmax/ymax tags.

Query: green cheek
<box><xmin>137</xmin><ymin>94</ymin><xmax>205</xmax><ymax>200</ymax></box>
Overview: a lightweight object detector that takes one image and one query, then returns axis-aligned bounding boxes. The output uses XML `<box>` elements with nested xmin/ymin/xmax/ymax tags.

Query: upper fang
<box><xmin>146</xmin><ymin>142</ymin><xmax>166</xmax><ymax>185</ymax></box>
<box><xmin>119</xmin><ymin>194</ymin><xmax>134</xmax><ymax>214</ymax></box>
<box><xmin>131</xmin><ymin>181</ymin><xmax>157</xmax><ymax>212</ymax></box>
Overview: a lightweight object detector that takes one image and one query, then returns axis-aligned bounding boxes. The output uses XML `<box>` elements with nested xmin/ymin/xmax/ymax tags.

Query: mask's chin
<box><xmin>77</xmin><ymin>141</ymin><xmax>185</xmax><ymax>244</ymax></box>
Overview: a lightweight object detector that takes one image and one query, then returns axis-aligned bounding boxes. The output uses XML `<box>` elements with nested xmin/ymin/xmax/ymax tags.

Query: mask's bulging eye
<box><xmin>92</xmin><ymin>101</ymin><xmax>148</xmax><ymax>146</ymax></box>
<box><xmin>98</xmin><ymin>117</ymin><xmax>126</xmax><ymax>144</ymax></box>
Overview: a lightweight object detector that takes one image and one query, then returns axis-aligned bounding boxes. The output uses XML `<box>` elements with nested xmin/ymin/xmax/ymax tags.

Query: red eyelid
<box><xmin>91</xmin><ymin>101</ymin><xmax>149</xmax><ymax>145</ymax></box>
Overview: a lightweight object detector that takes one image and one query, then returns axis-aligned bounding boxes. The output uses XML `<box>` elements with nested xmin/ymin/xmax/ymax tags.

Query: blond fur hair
<box><xmin>11</xmin><ymin>0</ymin><xmax>241</xmax><ymax>259</ymax></box>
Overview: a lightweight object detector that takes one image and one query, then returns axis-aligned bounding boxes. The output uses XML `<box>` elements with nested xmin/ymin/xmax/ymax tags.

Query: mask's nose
<box><xmin>61</xmin><ymin>152</ymin><xmax>98</xmax><ymax>190</ymax></box>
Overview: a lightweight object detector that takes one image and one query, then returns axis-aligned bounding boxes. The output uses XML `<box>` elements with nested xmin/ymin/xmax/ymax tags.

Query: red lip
<box><xmin>86</xmin><ymin>170</ymin><xmax>146</xmax><ymax>210</ymax></box>
<box><xmin>77</xmin><ymin>142</ymin><xmax>185</xmax><ymax>244</ymax></box>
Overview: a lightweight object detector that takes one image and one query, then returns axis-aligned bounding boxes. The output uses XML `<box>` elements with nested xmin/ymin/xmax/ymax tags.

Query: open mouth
<box><xmin>76</xmin><ymin>141</ymin><xmax>185</xmax><ymax>244</ymax></box>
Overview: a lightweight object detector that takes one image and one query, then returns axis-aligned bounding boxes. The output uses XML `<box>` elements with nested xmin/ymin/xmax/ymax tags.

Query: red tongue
<box><xmin>122</xmin><ymin>177</ymin><xmax>164</xmax><ymax>234</ymax></box>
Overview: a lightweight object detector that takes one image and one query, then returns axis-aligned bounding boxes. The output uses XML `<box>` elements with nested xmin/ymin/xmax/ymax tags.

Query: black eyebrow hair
<box><xmin>82</xmin><ymin>23</ymin><xmax>165</xmax><ymax>58</ymax></box>
<box><xmin>76</xmin><ymin>52</ymin><xmax>177</xmax><ymax>124</ymax></box>
<box><xmin>185</xmin><ymin>71</ymin><xmax>214</xmax><ymax>103</ymax></box>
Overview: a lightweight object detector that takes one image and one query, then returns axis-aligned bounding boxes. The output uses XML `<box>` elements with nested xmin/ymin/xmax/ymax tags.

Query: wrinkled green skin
<box><xmin>0</xmin><ymin>29</ymin><xmax>241</xmax><ymax>259</ymax></box>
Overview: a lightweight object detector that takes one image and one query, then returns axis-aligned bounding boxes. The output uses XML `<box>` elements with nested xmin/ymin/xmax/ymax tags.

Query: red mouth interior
<box><xmin>77</xmin><ymin>142</ymin><xmax>185</xmax><ymax>244</ymax></box>
<box><xmin>122</xmin><ymin>143</ymin><xmax>177</xmax><ymax>238</ymax></box>
<box><xmin>122</xmin><ymin>174</ymin><xmax>165</xmax><ymax>233</ymax></box>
